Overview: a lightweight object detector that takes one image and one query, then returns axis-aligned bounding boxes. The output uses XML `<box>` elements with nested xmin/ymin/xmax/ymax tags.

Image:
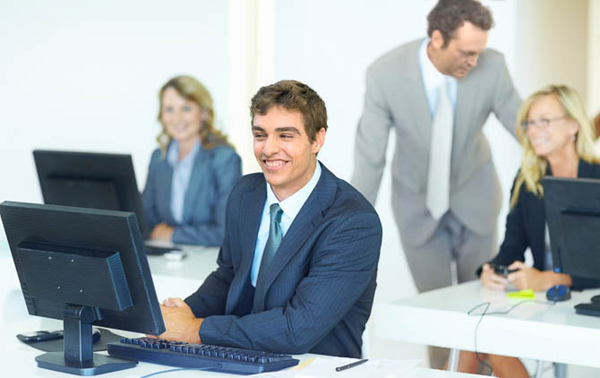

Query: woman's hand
<box><xmin>507</xmin><ymin>261</ymin><xmax>572</xmax><ymax>291</ymax></box>
<box><xmin>480</xmin><ymin>263</ymin><xmax>508</xmax><ymax>290</ymax></box>
<box><xmin>150</xmin><ymin>223</ymin><xmax>175</xmax><ymax>241</ymax></box>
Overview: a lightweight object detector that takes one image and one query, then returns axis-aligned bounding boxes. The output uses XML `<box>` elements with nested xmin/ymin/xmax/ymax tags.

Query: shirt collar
<box><xmin>167</xmin><ymin>139</ymin><xmax>201</xmax><ymax>167</ymax></box>
<box><xmin>265</xmin><ymin>161</ymin><xmax>322</xmax><ymax>221</ymax></box>
<box><xmin>419</xmin><ymin>38</ymin><xmax>454</xmax><ymax>92</ymax></box>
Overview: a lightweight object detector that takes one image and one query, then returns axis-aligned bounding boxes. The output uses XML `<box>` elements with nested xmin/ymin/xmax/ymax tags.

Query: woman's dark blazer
<box><xmin>142</xmin><ymin>142</ymin><xmax>242</xmax><ymax>246</ymax></box>
<box><xmin>478</xmin><ymin>159</ymin><xmax>600</xmax><ymax>289</ymax></box>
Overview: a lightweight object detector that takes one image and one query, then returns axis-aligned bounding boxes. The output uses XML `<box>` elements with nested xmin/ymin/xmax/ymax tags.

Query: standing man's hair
<box><xmin>250</xmin><ymin>80</ymin><xmax>328</xmax><ymax>143</ymax></box>
<box><xmin>427</xmin><ymin>0</ymin><xmax>494</xmax><ymax>48</ymax></box>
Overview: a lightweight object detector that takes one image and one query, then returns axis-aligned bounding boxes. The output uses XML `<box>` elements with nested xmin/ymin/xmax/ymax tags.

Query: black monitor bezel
<box><xmin>0</xmin><ymin>201</ymin><xmax>164</xmax><ymax>335</ymax></box>
<box><xmin>543</xmin><ymin>176</ymin><xmax>600</xmax><ymax>279</ymax></box>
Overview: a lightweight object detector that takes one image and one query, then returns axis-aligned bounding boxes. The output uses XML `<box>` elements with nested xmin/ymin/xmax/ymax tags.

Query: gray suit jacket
<box><xmin>352</xmin><ymin>39</ymin><xmax>521</xmax><ymax>246</ymax></box>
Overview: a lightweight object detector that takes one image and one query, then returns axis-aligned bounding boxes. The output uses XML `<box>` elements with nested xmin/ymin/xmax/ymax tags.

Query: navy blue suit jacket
<box><xmin>479</xmin><ymin>159</ymin><xmax>600</xmax><ymax>290</ymax></box>
<box><xmin>184</xmin><ymin>163</ymin><xmax>382</xmax><ymax>358</ymax></box>
<box><xmin>142</xmin><ymin>144</ymin><xmax>241</xmax><ymax>246</ymax></box>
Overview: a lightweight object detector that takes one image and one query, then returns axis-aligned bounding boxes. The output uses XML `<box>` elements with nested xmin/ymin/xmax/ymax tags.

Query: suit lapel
<box><xmin>225</xmin><ymin>179</ymin><xmax>266</xmax><ymax>314</ymax></box>
<box><xmin>454</xmin><ymin>75</ymin><xmax>476</xmax><ymax>158</ymax></box>
<box><xmin>578</xmin><ymin>159</ymin><xmax>591</xmax><ymax>177</ymax></box>
<box><xmin>157</xmin><ymin>159</ymin><xmax>176</xmax><ymax>224</ymax></box>
<box><xmin>261</xmin><ymin>164</ymin><xmax>337</xmax><ymax>296</ymax></box>
<box><xmin>401</xmin><ymin>39</ymin><xmax>433</xmax><ymax>146</ymax></box>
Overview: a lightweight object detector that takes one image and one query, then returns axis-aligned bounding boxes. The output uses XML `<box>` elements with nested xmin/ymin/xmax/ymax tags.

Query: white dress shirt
<box><xmin>250</xmin><ymin>162</ymin><xmax>322</xmax><ymax>287</ymax></box>
<box><xmin>167</xmin><ymin>140</ymin><xmax>200</xmax><ymax>223</ymax></box>
<box><xmin>418</xmin><ymin>38</ymin><xmax>457</xmax><ymax>116</ymax></box>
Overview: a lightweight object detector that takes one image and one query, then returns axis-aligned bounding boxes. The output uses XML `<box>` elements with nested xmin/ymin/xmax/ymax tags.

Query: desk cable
<box><xmin>466</xmin><ymin>300</ymin><xmax>556</xmax><ymax>376</ymax></box>
<box><xmin>140</xmin><ymin>365</ymin><xmax>217</xmax><ymax>378</ymax></box>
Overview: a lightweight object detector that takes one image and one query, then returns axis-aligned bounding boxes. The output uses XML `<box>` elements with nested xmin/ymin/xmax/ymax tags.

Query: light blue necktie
<box><xmin>253</xmin><ymin>203</ymin><xmax>283</xmax><ymax>312</ymax></box>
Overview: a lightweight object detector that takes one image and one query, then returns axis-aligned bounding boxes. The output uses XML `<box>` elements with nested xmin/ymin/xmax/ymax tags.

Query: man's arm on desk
<box><xmin>158</xmin><ymin>298</ymin><xmax>204</xmax><ymax>344</ymax></box>
<box><xmin>196</xmin><ymin>212</ymin><xmax>381</xmax><ymax>355</ymax></box>
<box><xmin>184</xmin><ymin>235</ymin><xmax>236</xmax><ymax>318</ymax></box>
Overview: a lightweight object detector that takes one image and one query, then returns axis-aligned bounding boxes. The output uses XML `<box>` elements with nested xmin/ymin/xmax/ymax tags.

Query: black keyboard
<box><xmin>107</xmin><ymin>337</ymin><xmax>299</xmax><ymax>375</ymax></box>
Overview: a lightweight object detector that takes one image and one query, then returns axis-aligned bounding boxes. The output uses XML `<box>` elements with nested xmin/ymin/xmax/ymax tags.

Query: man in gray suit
<box><xmin>352</xmin><ymin>0</ymin><xmax>520</xmax><ymax>366</ymax></box>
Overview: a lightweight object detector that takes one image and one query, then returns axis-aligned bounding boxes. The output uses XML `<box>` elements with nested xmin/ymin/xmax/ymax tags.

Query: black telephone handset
<box><xmin>17</xmin><ymin>329</ymin><xmax>101</xmax><ymax>343</ymax></box>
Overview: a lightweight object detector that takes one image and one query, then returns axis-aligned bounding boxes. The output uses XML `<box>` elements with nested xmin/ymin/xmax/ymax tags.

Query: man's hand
<box><xmin>152</xmin><ymin>297</ymin><xmax>203</xmax><ymax>344</ymax></box>
<box><xmin>150</xmin><ymin>223</ymin><xmax>175</xmax><ymax>241</ymax></box>
<box><xmin>480</xmin><ymin>263</ymin><xmax>508</xmax><ymax>291</ymax></box>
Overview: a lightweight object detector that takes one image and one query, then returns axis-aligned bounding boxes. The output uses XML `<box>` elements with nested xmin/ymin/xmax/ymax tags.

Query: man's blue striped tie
<box><xmin>253</xmin><ymin>203</ymin><xmax>283</xmax><ymax>312</ymax></box>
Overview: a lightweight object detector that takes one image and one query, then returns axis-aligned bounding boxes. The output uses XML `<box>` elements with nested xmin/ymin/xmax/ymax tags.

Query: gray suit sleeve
<box><xmin>492</xmin><ymin>56</ymin><xmax>521</xmax><ymax>138</ymax></box>
<box><xmin>351</xmin><ymin>67</ymin><xmax>394</xmax><ymax>205</ymax></box>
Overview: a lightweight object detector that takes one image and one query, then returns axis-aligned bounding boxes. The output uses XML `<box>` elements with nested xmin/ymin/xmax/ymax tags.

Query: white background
<box><xmin>0</xmin><ymin>0</ymin><xmax>597</xmax><ymax>370</ymax></box>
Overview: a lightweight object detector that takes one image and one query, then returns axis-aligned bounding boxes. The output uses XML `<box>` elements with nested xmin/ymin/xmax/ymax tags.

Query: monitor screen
<box><xmin>543</xmin><ymin>176</ymin><xmax>600</xmax><ymax>280</ymax></box>
<box><xmin>0</xmin><ymin>201</ymin><xmax>165</xmax><ymax>375</ymax></box>
<box><xmin>33</xmin><ymin>150</ymin><xmax>147</xmax><ymax>234</ymax></box>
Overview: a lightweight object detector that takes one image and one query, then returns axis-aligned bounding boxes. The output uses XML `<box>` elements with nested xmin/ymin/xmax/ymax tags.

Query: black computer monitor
<box><xmin>33</xmin><ymin>150</ymin><xmax>147</xmax><ymax>235</ymax></box>
<box><xmin>0</xmin><ymin>201</ymin><xmax>165</xmax><ymax>375</ymax></box>
<box><xmin>543</xmin><ymin>176</ymin><xmax>600</xmax><ymax>316</ymax></box>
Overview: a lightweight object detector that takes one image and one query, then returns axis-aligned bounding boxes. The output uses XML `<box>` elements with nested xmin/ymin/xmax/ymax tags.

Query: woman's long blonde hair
<box><xmin>157</xmin><ymin>76</ymin><xmax>231</xmax><ymax>156</ymax></box>
<box><xmin>511</xmin><ymin>84</ymin><xmax>599</xmax><ymax>207</ymax></box>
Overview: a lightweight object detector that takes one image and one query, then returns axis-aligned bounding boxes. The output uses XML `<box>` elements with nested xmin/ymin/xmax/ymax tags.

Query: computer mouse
<box><xmin>92</xmin><ymin>328</ymin><xmax>101</xmax><ymax>343</ymax></box>
<box><xmin>546</xmin><ymin>284</ymin><xmax>571</xmax><ymax>302</ymax></box>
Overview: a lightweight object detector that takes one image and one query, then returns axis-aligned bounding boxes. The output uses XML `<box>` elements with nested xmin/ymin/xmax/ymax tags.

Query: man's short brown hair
<box><xmin>250</xmin><ymin>80</ymin><xmax>328</xmax><ymax>142</ymax></box>
<box><xmin>427</xmin><ymin>0</ymin><xmax>494</xmax><ymax>48</ymax></box>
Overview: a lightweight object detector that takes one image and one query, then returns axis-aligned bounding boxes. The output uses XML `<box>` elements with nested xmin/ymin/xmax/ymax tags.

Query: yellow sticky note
<box><xmin>291</xmin><ymin>358</ymin><xmax>315</xmax><ymax>370</ymax></box>
<box><xmin>506</xmin><ymin>289</ymin><xmax>535</xmax><ymax>299</ymax></box>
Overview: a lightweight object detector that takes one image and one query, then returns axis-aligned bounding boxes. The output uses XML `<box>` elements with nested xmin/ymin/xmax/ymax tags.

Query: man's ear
<box><xmin>430</xmin><ymin>30</ymin><xmax>445</xmax><ymax>50</ymax></box>
<box><xmin>311</xmin><ymin>128</ymin><xmax>326</xmax><ymax>154</ymax></box>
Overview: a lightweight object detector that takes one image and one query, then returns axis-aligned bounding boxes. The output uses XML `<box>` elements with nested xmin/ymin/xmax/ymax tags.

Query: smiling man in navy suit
<box><xmin>157</xmin><ymin>80</ymin><xmax>382</xmax><ymax>358</ymax></box>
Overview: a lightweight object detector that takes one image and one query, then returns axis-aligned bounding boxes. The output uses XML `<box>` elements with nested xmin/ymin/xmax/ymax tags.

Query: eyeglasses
<box><xmin>521</xmin><ymin>115</ymin><xmax>567</xmax><ymax>131</ymax></box>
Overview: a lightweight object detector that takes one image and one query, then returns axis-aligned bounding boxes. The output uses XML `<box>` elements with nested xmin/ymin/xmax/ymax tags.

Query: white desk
<box><xmin>0</xmin><ymin>321</ymin><xmax>483</xmax><ymax>378</ymax></box>
<box><xmin>375</xmin><ymin>280</ymin><xmax>600</xmax><ymax>369</ymax></box>
<box><xmin>0</xmin><ymin>240</ymin><xmax>486</xmax><ymax>377</ymax></box>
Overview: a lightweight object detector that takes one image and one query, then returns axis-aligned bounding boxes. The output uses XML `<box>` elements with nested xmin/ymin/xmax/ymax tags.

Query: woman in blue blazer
<box><xmin>143</xmin><ymin>76</ymin><xmax>242</xmax><ymax>246</ymax></box>
<box><xmin>461</xmin><ymin>85</ymin><xmax>600</xmax><ymax>376</ymax></box>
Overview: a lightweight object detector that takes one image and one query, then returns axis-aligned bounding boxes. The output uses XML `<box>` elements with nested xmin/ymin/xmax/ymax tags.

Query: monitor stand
<box><xmin>35</xmin><ymin>305</ymin><xmax>137</xmax><ymax>376</ymax></box>
<box><xmin>574</xmin><ymin>301</ymin><xmax>600</xmax><ymax>317</ymax></box>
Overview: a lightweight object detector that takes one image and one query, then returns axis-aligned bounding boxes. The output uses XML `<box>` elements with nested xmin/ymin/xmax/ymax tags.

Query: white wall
<box><xmin>515</xmin><ymin>0</ymin><xmax>589</xmax><ymax>101</ymax></box>
<box><xmin>0</xmin><ymin>0</ymin><xmax>229</xmax><ymax>237</ymax></box>
<box><xmin>589</xmin><ymin>0</ymin><xmax>600</xmax><ymax>116</ymax></box>
<box><xmin>0</xmin><ymin>0</ymin><xmax>595</xmax><ymax>366</ymax></box>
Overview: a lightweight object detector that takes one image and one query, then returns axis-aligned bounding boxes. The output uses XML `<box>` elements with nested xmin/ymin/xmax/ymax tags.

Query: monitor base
<box><xmin>36</xmin><ymin>352</ymin><xmax>137</xmax><ymax>376</ymax></box>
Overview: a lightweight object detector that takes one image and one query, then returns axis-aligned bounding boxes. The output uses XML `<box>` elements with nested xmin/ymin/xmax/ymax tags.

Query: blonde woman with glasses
<box><xmin>459</xmin><ymin>85</ymin><xmax>600</xmax><ymax>377</ymax></box>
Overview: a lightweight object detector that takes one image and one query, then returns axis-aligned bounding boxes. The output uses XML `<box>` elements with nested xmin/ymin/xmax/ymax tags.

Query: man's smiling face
<box><xmin>252</xmin><ymin>106</ymin><xmax>325</xmax><ymax>201</ymax></box>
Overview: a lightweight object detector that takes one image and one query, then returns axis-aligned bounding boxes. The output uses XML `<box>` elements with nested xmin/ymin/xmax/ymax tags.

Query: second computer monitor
<box><xmin>543</xmin><ymin>176</ymin><xmax>600</xmax><ymax>279</ymax></box>
<box><xmin>33</xmin><ymin>150</ymin><xmax>147</xmax><ymax>234</ymax></box>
